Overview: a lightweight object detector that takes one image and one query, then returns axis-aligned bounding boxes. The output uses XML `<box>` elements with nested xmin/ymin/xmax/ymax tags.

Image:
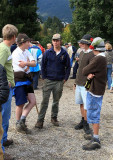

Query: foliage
<box><xmin>0</xmin><ymin>0</ymin><xmax>40</xmax><ymax>40</ymax></box>
<box><xmin>61</xmin><ymin>24</ymin><xmax>73</xmax><ymax>44</ymax></box>
<box><xmin>70</xmin><ymin>0</ymin><xmax>113</xmax><ymax>43</ymax></box>
<box><xmin>40</xmin><ymin>16</ymin><xmax>64</xmax><ymax>48</ymax></box>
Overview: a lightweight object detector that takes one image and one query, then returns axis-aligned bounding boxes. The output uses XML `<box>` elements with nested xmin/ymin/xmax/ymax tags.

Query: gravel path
<box><xmin>5</xmin><ymin>78</ymin><xmax>113</xmax><ymax>160</ymax></box>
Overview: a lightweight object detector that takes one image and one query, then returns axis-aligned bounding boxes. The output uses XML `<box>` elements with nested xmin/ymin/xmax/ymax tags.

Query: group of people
<box><xmin>0</xmin><ymin>23</ymin><xmax>112</xmax><ymax>160</ymax></box>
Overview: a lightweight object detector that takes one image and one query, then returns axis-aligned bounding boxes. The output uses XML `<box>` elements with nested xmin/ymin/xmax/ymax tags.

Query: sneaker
<box><xmin>83</xmin><ymin>121</ymin><xmax>91</xmax><ymax>134</ymax></box>
<box><xmin>70</xmin><ymin>76</ymin><xmax>75</xmax><ymax>79</ymax></box>
<box><xmin>82</xmin><ymin>138</ymin><xmax>101</xmax><ymax>150</ymax></box>
<box><xmin>35</xmin><ymin>121</ymin><xmax>43</xmax><ymax>129</ymax></box>
<box><xmin>75</xmin><ymin>119</ymin><xmax>84</xmax><ymax>130</ymax></box>
<box><xmin>51</xmin><ymin>117</ymin><xmax>59</xmax><ymax>126</ymax></box>
<box><xmin>16</xmin><ymin>121</ymin><xmax>31</xmax><ymax>134</ymax></box>
<box><xmin>84</xmin><ymin>133</ymin><xmax>92</xmax><ymax>140</ymax></box>
<box><xmin>3</xmin><ymin>139</ymin><xmax>13</xmax><ymax>147</ymax></box>
<box><xmin>4</xmin><ymin>153</ymin><xmax>15</xmax><ymax>160</ymax></box>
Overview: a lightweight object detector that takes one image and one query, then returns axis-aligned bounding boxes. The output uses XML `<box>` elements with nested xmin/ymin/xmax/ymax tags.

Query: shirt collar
<box><xmin>97</xmin><ymin>52</ymin><xmax>105</xmax><ymax>57</ymax></box>
<box><xmin>83</xmin><ymin>48</ymin><xmax>92</xmax><ymax>53</ymax></box>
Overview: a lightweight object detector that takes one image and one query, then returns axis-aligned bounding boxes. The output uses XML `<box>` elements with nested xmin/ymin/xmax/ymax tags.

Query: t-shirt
<box><xmin>0</xmin><ymin>42</ymin><xmax>15</xmax><ymax>87</ymax></box>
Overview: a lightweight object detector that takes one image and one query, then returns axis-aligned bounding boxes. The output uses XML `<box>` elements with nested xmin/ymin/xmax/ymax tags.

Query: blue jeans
<box><xmin>1</xmin><ymin>88</ymin><xmax>13</xmax><ymax>152</ymax></box>
<box><xmin>107</xmin><ymin>64</ymin><xmax>112</xmax><ymax>89</ymax></box>
<box><xmin>33</xmin><ymin>71</ymin><xmax>40</xmax><ymax>89</ymax></box>
<box><xmin>86</xmin><ymin>92</ymin><xmax>103</xmax><ymax>124</ymax></box>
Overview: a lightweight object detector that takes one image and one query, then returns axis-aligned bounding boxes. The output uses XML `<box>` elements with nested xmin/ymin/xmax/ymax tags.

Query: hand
<box><xmin>9</xmin><ymin>82</ymin><xmax>11</xmax><ymax>88</ymax></box>
<box><xmin>76</xmin><ymin>57</ymin><xmax>79</xmax><ymax>61</ymax></box>
<box><xmin>87</xmin><ymin>74</ymin><xmax>95</xmax><ymax>79</ymax></box>
<box><xmin>19</xmin><ymin>61</ymin><xmax>27</xmax><ymax>68</ymax></box>
<box><xmin>24</xmin><ymin>66</ymin><xmax>29</xmax><ymax>72</ymax></box>
<box><xmin>73</xmin><ymin>83</ymin><xmax>76</xmax><ymax>93</ymax></box>
<box><xmin>73</xmin><ymin>83</ymin><xmax>76</xmax><ymax>90</ymax></box>
<box><xmin>63</xmin><ymin>80</ymin><xmax>66</xmax><ymax>84</ymax></box>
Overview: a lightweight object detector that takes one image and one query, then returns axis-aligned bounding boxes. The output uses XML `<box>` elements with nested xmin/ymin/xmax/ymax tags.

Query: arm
<box><xmin>41</xmin><ymin>52</ymin><xmax>47</xmax><ymax>79</ymax></box>
<box><xmin>37</xmin><ymin>49</ymin><xmax>42</xmax><ymax>65</ymax></box>
<box><xmin>65</xmin><ymin>54</ymin><xmax>71</xmax><ymax>81</ymax></box>
<box><xmin>19</xmin><ymin>60</ymin><xmax>36</xmax><ymax>68</ymax></box>
<box><xmin>82</xmin><ymin>57</ymin><xmax>97</xmax><ymax>76</ymax></box>
<box><xmin>0</xmin><ymin>48</ymin><xmax>9</xmax><ymax>67</ymax></box>
<box><xmin>19</xmin><ymin>50</ymin><xmax>36</xmax><ymax>68</ymax></box>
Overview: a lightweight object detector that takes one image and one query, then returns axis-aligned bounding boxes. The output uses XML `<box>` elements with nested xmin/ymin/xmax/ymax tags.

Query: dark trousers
<box><xmin>33</xmin><ymin>71</ymin><xmax>40</xmax><ymax>89</ymax></box>
<box><xmin>72</xmin><ymin>61</ymin><xmax>79</xmax><ymax>78</ymax></box>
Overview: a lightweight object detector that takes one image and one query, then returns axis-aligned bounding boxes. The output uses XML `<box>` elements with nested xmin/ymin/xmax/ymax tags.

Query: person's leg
<box><xmin>37</xmin><ymin>79</ymin><xmax>52</xmax><ymax>122</ymax></box>
<box><xmin>70</xmin><ymin>57</ymin><xmax>73</xmax><ymax>67</ymax></box>
<box><xmin>16</xmin><ymin>104</ymin><xmax>24</xmax><ymax>121</ymax></box>
<box><xmin>75</xmin><ymin>85</ymin><xmax>85</xmax><ymax>129</ymax></box>
<box><xmin>80</xmin><ymin>104</ymin><xmax>84</xmax><ymax>118</ymax></box>
<box><xmin>83</xmin><ymin>93</ymin><xmax>102</xmax><ymax>150</ymax></box>
<box><xmin>51</xmin><ymin>81</ymin><xmax>63</xmax><ymax>126</ymax></box>
<box><xmin>2</xmin><ymin>88</ymin><xmax>13</xmax><ymax>144</ymax></box>
<box><xmin>93</xmin><ymin>123</ymin><xmax>99</xmax><ymax>135</ymax></box>
<box><xmin>81</xmin><ymin>88</ymin><xmax>91</xmax><ymax>134</ymax></box>
<box><xmin>33</xmin><ymin>71</ymin><xmax>40</xmax><ymax>89</ymax></box>
<box><xmin>18</xmin><ymin>84</ymin><xmax>36</xmax><ymax>130</ymax></box>
<box><xmin>22</xmin><ymin>93</ymin><xmax>36</xmax><ymax>117</ymax></box>
<box><xmin>73</xmin><ymin>61</ymin><xmax>79</xmax><ymax>78</ymax></box>
<box><xmin>15</xmin><ymin>85</ymin><xmax>31</xmax><ymax>133</ymax></box>
<box><xmin>0</xmin><ymin>112</ymin><xmax>3</xmax><ymax>160</ymax></box>
<box><xmin>107</xmin><ymin>64</ymin><xmax>112</xmax><ymax>89</ymax></box>
<box><xmin>15</xmin><ymin>86</ymin><xmax>28</xmax><ymax>122</ymax></box>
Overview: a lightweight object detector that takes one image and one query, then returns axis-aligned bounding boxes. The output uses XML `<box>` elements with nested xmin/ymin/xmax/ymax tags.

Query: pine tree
<box><xmin>0</xmin><ymin>0</ymin><xmax>40</xmax><ymax>39</ymax></box>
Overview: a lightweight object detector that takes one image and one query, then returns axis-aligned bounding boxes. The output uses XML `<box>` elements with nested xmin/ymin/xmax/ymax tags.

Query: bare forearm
<box><xmin>26</xmin><ymin>61</ymin><xmax>36</xmax><ymax>67</ymax></box>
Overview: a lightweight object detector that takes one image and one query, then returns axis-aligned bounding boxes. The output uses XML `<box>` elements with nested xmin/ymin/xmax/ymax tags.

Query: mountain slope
<box><xmin>37</xmin><ymin>0</ymin><xmax>72</xmax><ymax>22</ymax></box>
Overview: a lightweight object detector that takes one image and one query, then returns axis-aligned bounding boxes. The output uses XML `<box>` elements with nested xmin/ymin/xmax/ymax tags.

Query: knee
<box><xmin>29</xmin><ymin>99</ymin><xmax>36</xmax><ymax>107</ymax></box>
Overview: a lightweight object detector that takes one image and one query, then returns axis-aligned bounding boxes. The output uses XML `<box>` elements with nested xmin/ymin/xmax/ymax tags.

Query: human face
<box><xmin>23</xmin><ymin>41</ymin><xmax>30</xmax><ymax>49</ymax></box>
<box><xmin>47</xmin><ymin>44</ymin><xmax>52</xmax><ymax>49</ymax></box>
<box><xmin>52</xmin><ymin>39</ymin><xmax>61</xmax><ymax>49</ymax></box>
<box><xmin>93</xmin><ymin>50</ymin><xmax>99</xmax><ymax>55</ymax></box>
<box><xmin>78</xmin><ymin>43</ymin><xmax>82</xmax><ymax>48</ymax></box>
<box><xmin>80</xmin><ymin>43</ymin><xmax>89</xmax><ymax>50</ymax></box>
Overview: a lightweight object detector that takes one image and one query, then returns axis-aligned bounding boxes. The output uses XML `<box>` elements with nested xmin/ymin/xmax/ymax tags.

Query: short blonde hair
<box><xmin>2</xmin><ymin>24</ymin><xmax>18</xmax><ymax>40</ymax></box>
<box><xmin>105</xmin><ymin>43</ymin><xmax>112</xmax><ymax>50</ymax></box>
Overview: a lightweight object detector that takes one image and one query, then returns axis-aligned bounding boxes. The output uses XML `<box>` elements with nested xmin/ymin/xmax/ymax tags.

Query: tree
<box><xmin>40</xmin><ymin>16</ymin><xmax>64</xmax><ymax>48</ymax></box>
<box><xmin>61</xmin><ymin>24</ymin><xmax>72</xmax><ymax>44</ymax></box>
<box><xmin>70</xmin><ymin>0</ymin><xmax>113</xmax><ymax>43</ymax></box>
<box><xmin>70</xmin><ymin>0</ymin><xmax>90</xmax><ymax>43</ymax></box>
<box><xmin>0</xmin><ymin>0</ymin><xmax>40</xmax><ymax>40</ymax></box>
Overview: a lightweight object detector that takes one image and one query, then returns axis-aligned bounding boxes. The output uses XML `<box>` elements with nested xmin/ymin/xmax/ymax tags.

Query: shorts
<box><xmin>75</xmin><ymin>85</ymin><xmax>87</xmax><ymax>110</ymax></box>
<box><xmin>14</xmin><ymin>84</ymin><xmax>34</xmax><ymax>106</ymax></box>
<box><xmin>86</xmin><ymin>92</ymin><xmax>103</xmax><ymax>124</ymax></box>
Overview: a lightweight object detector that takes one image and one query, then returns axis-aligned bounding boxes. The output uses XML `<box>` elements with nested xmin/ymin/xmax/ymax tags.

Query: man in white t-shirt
<box><xmin>12</xmin><ymin>33</ymin><xmax>36</xmax><ymax>134</ymax></box>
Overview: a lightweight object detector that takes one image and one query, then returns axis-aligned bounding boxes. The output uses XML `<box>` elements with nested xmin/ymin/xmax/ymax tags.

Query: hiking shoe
<box><xmin>4</xmin><ymin>153</ymin><xmax>15</xmax><ymax>160</ymax></box>
<box><xmin>16</xmin><ymin>121</ymin><xmax>31</xmax><ymax>134</ymax></box>
<box><xmin>51</xmin><ymin>117</ymin><xmax>59</xmax><ymax>126</ymax></box>
<box><xmin>83</xmin><ymin>121</ymin><xmax>91</xmax><ymax>134</ymax></box>
<box><xmin>82</xmin><ymin>137</ymin><xmax>101</xmax><ymax>150</ymax></box>
<box><xmin>75</xmin><ymin>119</ymin><xmax>84</xmax><ymax>130</ymax></box>
<box><xmin>70</xmin><ymin>76</ymin><xmax>75</xmax><ymax>79</ymax></box>
<box><xmin>3</xmin><ymin>139</ymin><xmax>13</xmax><ymax>147</ymax></box>
<box><xmin>35</xmin><ymin>121</ymin><xmax>43</xmax><ymax>129</ymax></box>
<box><xmin>84</xmin><ymin>133</ymin><xmax>92</xmax><ymax>140</ymax></box>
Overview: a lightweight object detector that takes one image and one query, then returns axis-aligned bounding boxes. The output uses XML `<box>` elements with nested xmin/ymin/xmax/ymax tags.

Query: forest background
<box><xmin>0</xmin><ymin>0</ymin><xmax>113</xmax><ymax>48</ymax></box>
